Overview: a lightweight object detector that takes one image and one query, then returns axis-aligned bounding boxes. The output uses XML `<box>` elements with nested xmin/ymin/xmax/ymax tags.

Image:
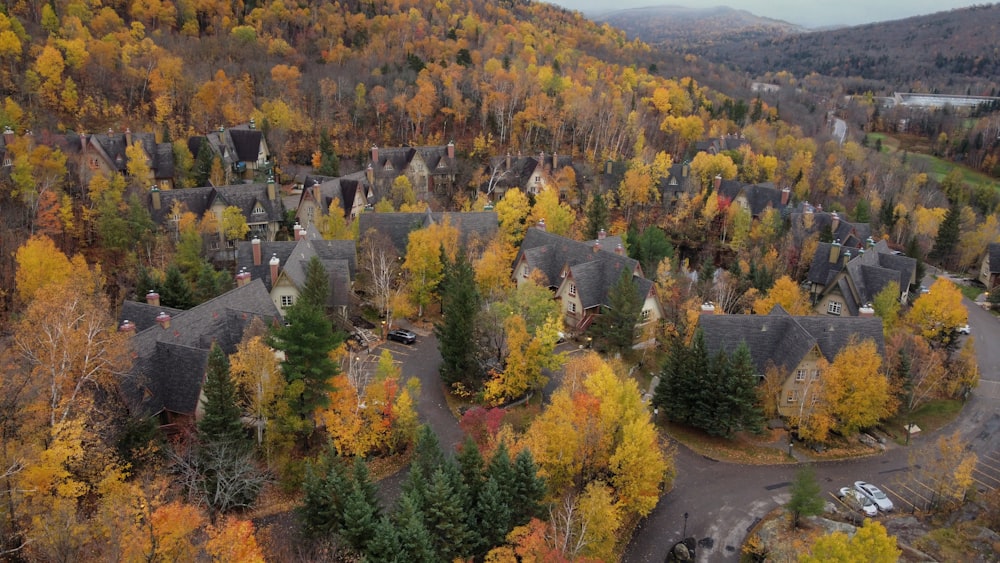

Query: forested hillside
<box><xmin>596</xmin><ymin>5</ymin><xmax>803</xmax><ymax>49</ymax></box>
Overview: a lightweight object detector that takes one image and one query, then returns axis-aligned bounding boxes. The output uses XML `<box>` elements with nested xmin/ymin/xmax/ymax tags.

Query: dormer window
<box><xmin>827</xmin><ymin>301</ymin><xmax>842</xmax><ymax>316</ymax></box>
<box><xmin>641</xmin><ymin>309</ymin><xmax>651</xmax><ymax>321</ymax></box>
<box><xmin>534</xmin><ymin>175</ymin><xmax>541</xmax><ymax>184</ymax></box>
<box><xmin>521</xmin><ymin>265</ymin><xmax>529</xmax><ymax>278</ymax></box>
<box><xmin>383</xmin><ymin>162</ymin><xmax>393</xmax><ymax>171</ymax></box>
<box><xmin>253</xmin><ymin>203</ymin><xmax>265</xmax><ymax>215</ymax></box>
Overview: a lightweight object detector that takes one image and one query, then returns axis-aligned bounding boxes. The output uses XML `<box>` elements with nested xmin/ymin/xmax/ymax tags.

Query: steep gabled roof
<box><xmin>119</xmin><ymin>301</ymin><xmax>184</xmax><ymax>332</ymax></box>
<box><xmin>699</xmin><ymin>307</ymin><xmax>884</xmax><ymax>375</ymax></box>
<box><xmin>235</xmin><ymin>240</ymin><xmax>298</xmax><ymax>290</ymax></box>
<box><xmin>228</xmin><ymin>127</ymin><xmax>263</xmax><ymax>162</ymax></box>
<box><xmin>516</xmin><ymin>227</ymin><xmax>638</xmax><ymax>288</ymax></box>
<box><xmin>148</xmin><ymin>184</ymin><xmax>283</xmax><ymax>227</ymax></box>
<box><xmin>121</xmin><ymin>279</ymin><xmax>280</xmax><ymax>417</ymax></box>
<box><xmin>989</xmin><ymin>243</ymin><xmax>1000</xmax><ymax>274</ymax></box>
<box><xmin>357</xmin><ymin>211</ymin><xmax>498</xmax><ymax>255</ymax></box>
<box><xmin>301</xmin><ymin>171</ymin><xmax>369</xmax><ymax>219</ymax></box>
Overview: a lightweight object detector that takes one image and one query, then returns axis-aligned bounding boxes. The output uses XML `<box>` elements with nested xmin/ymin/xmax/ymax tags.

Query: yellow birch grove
<box><xmin>753</xmin><ymin>275</ymin><xmax>813</xmax><ymax>316</ymax></box>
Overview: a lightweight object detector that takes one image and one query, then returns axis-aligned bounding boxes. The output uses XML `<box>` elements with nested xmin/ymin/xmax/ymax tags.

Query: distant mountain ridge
<box><xmin>595</xmin><ymin>5</ymin><xmax>804</xmax><ymax>47</ymax></box>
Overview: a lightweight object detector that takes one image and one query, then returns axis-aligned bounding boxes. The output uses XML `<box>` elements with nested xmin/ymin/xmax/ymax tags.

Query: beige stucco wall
<box><xmin>777</xmin><ymin>349</ymin><xmax>823</xmax><ymax>419</ymax></box>
<box><xmin>271</xmin><ymin>278</ymin><xmax>300</xmax><ymax>315</ymax></box>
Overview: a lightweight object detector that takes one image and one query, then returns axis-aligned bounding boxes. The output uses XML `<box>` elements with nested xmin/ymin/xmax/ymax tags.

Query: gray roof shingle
<box><xmin>357</xmin><ymin>211</ymin><xmax>498</xmax><ymax>255</ymax></box>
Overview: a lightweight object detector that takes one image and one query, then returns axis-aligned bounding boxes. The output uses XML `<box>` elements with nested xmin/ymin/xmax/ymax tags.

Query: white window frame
<box><xmin>253</xmin><ymin>203</ymin><xmax>265</xmax><ymax>214</ymax></box>
<box><xmin>568</xmin><ymin>283</ymin><xmax>576</xmax><ymax>296</ymax></box>
<box><xmin>812</xmin><ymin>369</ymin><xmax>820</xmax><ymax>380</ymax></box>
<box><xmin>795</xmin><ymin>369</ymin><xmax>806</xmax><ymax>381</ymax></box>
<box><xmin>280</xmin><ymin>295</ymin><xmax>294</xmax><ymax>308</ymax></box>
<box><xmin>641</xmin><ymin>309</ymin><xmax>651</xmax><ymax>321</ymax></box>
<box><xmin>569</xmin><ymin>302</ymin><xmax>577</xmax><ymax>313</ymax></box>
<box><xmin>827</xmin><ymin>300</ymin><xmax>842</xmax><ymax>315</ymax></box>
<box><xmin>786</xmin><ymin>390</ymin><xmax>798</xmax><ymax>403</ymax></box>
<box><xmin>521</xmin><ymin>265</ymin><xmax>529</xmax><ymax>278</ymax></box>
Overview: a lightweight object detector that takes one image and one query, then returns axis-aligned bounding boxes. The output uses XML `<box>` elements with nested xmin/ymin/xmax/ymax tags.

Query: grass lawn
<box><xmin>885</xmin><ymin>399</ymin><xmax>964</xmax><ymax>445</ymax></box>
<box><xmin>660</xmin><ymin>422</ymin><xmax>791</xmax><ymax>465</ymax></box>
<box><xmin>868</xmin><ymin>133</ymin><xmax>1000</xmax><ymax>189</ymax></box>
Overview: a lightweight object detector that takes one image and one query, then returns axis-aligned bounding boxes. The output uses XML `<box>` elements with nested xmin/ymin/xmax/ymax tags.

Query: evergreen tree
<box><xmin>653</xmin><ymin>336</ymin><xmax>692</xmax><ymax>423</ymax></box>
<box><xmin>434</xmin><ymin>249</ymin><xmax>481</xmax><ymax>387</ymax></box>
<box><xmin>193</xmin><ymin>261</ymin><xmax>228</xmax><ymax>304</ymax></box>
<box><xmin>905</xmin><ymin>236</ymin><xmax>926</xmax><ymax>288</ymax></box>
<box><xmin>299</xmin><ymin>255</ymin><xmax>330</xmax><ymax>310</ymax></box>
<box><xmin>339</xmin><ymin>458</ymin><xmax>381</xmax><ymax>552</ymax></box>
<box><xmin>852</xmin><ymin>199</ymin><xmax>871</xmax><ymax>223</ymax></box>
<box><xmin>592</xmin><ymin>268</ymin><xmax>641</xmax><ymax>354</ymax></box>
<box><xmin>194</xmin><ymin>139</ymin><xmax>215</xmax><ymax>187</ymax></box>
<box><xmin>788</xmin><ymin>465</ymin><xmax>825</xmax><ymax>528</ymax></box>
<box><xmin>198</xmin><ymin>344</ymin><xmax>245</xmax><ymax>445</ymax></box>
<box><xmin>473</xmin><ymin>476</ymin><xmax>511</xmax><ymax>555</ymax></box>
<box><xmin>818</xmin><ymin>222</ymin><xmax>834</xmax><ymax>243</ymax></box>
<box><xmin>411</xmin><ymin>425</ymin><xmax>446</xmax><ymax>481</ymax></box>
<box><xmin>628</xmin><ymin>224</ymin><xmax>674</xmax><ymax>275</ymax></box>
<box><xmin>423</xmin><ymin>467</ymin><xmax>473</xmax><ymax>561</ymax></box>
<box><xmin>161</xmin><ymin>263</ymin><xmax>195</xmax><ymax>309</ymax></box>
<box><xmin>697</xmin><ymin>349</ymin><xmax>731</xmax><ymax>436</ymax></box>
<box><xmin>268</xmin><ymin>298</ymin><xmax>341</xmax><ymax>422</ymax></box>
<box><xmin>930</xmin><ymin>200</ymin><xmax>961</xmax><ymax>268</ymax></box>
<box><xmin>135</xmin><ymin>266</ymin><xmax>162</xmax><ymax>299</ymax></box>
<box><xmin>456</xmin><ymin>436</ymin><xmax>484</xmax><ymax>508</ymax></box>
<box><xmin>727</xmin><ymin>342</ymin><xmax>765</xmax><ymax>434</ymax></box>
<box><xmin>484</xmin><ymin>442</ymin><xmax>516</xmax><ymax>513</ymax></box>
<box><xmin>511</xmin><ymin>448</ymin><xmax>546</xmax><ymax>526</ymax></box>
<box><xmin>584</xmin><ymin>192</ymin><xmax>609</xmax><ymax>240</ymax></box>
<box><xmin>878</xmin><ymin>194</ymin><xmax>897</xmax><ymax>232</ymax></box>
<box><xmin>394</xmin><ymin>492</ymin><xmax>436</xmax><ymax>563</ymax></box>
<box><xmin>317</xmin><ymin>130</ymin><xmax>340</xmax><ymax>176</ymax></box>
<box><xmin>299</xmin><ymin>455</ymin><xmax>348</xmax><ymax>538</ymax></box>
<box><xmin>366</xmin><ymin>516</ymin><xmax>405</xmax><ymax>562</ymax></box>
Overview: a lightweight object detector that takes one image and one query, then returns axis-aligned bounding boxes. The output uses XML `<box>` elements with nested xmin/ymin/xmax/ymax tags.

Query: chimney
<box><xmin>249</xmin><ymin>117</ymin><xmax>256</xmax><ymax>129</ymax></box>
<box><xmin>615</xmin><ymin>243</ymin><xmax>624</xmax><ymax>255</ymax></box>
<box><xmin>859</xmin><ymin>303</ymin><xmax>875</xmax><ymax>318</ymax></box>
<box><xmin>252</xmin><ymin>237</ymin><xmax>261</xmax><ymax>266</ymax></box>
<box><xmin>146</xmin><ymin>291</ymin><xmax>160</xmax><ymax>307</ymax></box>
<box><xmin>701</xmin><ymin>302</ymin><xmax>716</xmax><ymax>315</ymax></box>
<box><xmin>151</xmin><ymin>186</ymin><xmax>161</xmax><ymax>210</ymax></box>
<box><xmin>79</xmin><ymin>131</ymin><xmax>87</xmax><ymax>152</ymax></box>
<box><xmin>267</xmin><ymin>175</ymin><xmax>276</xmax><ymax>201</ymax></box>
<box><xmin>269</xmin><ymin>254</ymin><xmax>280</xmax><ymax>284</ymax></box>
<box><xmin>3</xmin><ymin>126</ymin><xmax>13</xmax><ymax>145</ymax></box>
<box><xmin>155</xmin><ymin>311</ymin><xmax>171</xmax><ymax>329</ymax></box>
<box><xmin>366</xmin><ymin>163</ymin><xmax>374</xmax><ymax>185</ymax></box>
<box><xmin>119</xmin><ymin>319</ymin><xmax>136</xmax><ymax>334</ymax></box>
<box><xmin>593</xmin><ymin>240</ymin><xmax>601</xmax><ymax>253</ymax></box>
<box><xmin>293</xmin><ymin>223</ymin><xmax>302</xmax><ymax>240</ymax></box>
<box><xmin>866</xmin><ymin>236</ymin><xmax>875</xmax><ymax>249</ymax></box>
<box><xmin>598</xmin><ymin>228</ymin><xmax>606</xmax><ymax>240</ymax></box>
<box><xmin>447</xmin><ymin>140</ymin><xmax>455</xmax><ymax>159</ymax></box>
<box><xmin>537</xmin><ymin>218</ymin><xmax>546</xmax><ymax>231</ymax></box>
<box><xmin>780</xmin><ymin>186</ymin><xmax>791</xmax><ymax>206</ymax></box>
<box><xmin>371</xmin><ymin>145</ymin><xmax>379</xmax><ymax>165</ymax></box>
<box><xmin>605</xmin><ymin>160</ymin><xmax>612</xmax><ymax>174</ymax></box>
<box><xmin>236</xmin><ymin>269</ymin><xmax>251</xmax><ymax>287</ymax></box>
<box><xmin>831</xmin><ymin>211</ymin><xmax>840</xmax><ymax>234</ymax></box>
<box><xmin>842</xmin><ymin>249</ymin><xmax>852</xmax><ymax>265</ymax></box>
<box><xmin>552</xmin><ymin>151</ymin><xmax>558</xmax><ymax>168</ymax></box>
<box><xmin>507</xmin><ymin>153</ymin><xmax>512</xmax><ymax>170</ymax></box>
<box><xmin>108</xmin><ymin>127</ymin><xmax>113</xmax><ymax>135</ymax></box>
<box><xmin>816</xmin><ymin>203</ymin><xmax>823</xmax><ymax>213</ymax></box>
<box><xmin>125</xmin><ymin>127</ymin><xmax>132</xmax><ymax>147</ymax></box>
<box><xmin>682</xmin><ymin>163</ymin><xmax>689</xmax><ymax>177</ymax></box>
<box><xmin>713</xmin><ymin>174</ymin><xmax>722</xmax><ymax>192</ymax></box>
<box><xmin>829</xmin><ymin>239</ymin><xmax>841</xmax><ymax>264</ymax></box>
<box><xmin>297</xmin><ymin>224</ymin><xmax>307</xmax><ymax>241</ymax></box>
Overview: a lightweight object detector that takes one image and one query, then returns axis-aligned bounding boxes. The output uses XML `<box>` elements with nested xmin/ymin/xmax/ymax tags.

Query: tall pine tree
<box><xmin>584</xmin><ymin>192</ymin><xmax>609</xmax><ymax>240</ymax></box>
<box><xmin>268</xmin><ymin>298</ymin><xmax>341</xmax><ymax>423</ymax></box>
<box><xmin>930</xmin><ymin>200</ymin><xmax>961</xmax><ymax>268</ymax></box>
<box><xmin>198</xmin><ymin>344</ymin><xmax>244</xmax><ymax>445</ymax></box>
<box><xmin>299</xmin><ymin>255</ymin><xmax>330</xmax><ymax>310</ymax></box>
<box><xmin>435</xmin><ymin>248</ymin><xmax>481</xmax><ymax>387</ymax></box>
<box><xmin>592</xmin><ymin>268</ymin><xmax>641</xmax><ymax>354</ymax></box>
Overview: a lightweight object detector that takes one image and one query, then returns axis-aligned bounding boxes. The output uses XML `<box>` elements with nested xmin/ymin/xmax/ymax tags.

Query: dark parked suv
<box><xmin>387</xmin><ymin>328</ymin><xmax>416</xmax><ymax>344</ymax></box>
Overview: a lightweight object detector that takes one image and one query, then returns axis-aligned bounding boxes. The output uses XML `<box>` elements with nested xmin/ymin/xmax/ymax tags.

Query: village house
<box><xmin>513</xmin><ymin>224</ymin><xmax>662</xmax><ymax>335</ymax></box>
<box><xmin>188</xmin><ymin>120</ymin><xmax>271</xmax><ymax>183</ymax></box>
<box><xmin>366</xmin><ymin>143</ymin><xmax>458</xmax><ymax>202</ymax></box>
<box><xmin>789</xmin><ymin>204</ymin><xmax>873</xmax><ymax>250</ymax></box>
<box><xmin>979</xmin><ymin>242</ymin><xmax>1000</xmax><ymax>291</ymax></box>
<box><xmin>357</xmin><ymin>209</ymin><xmax>499</xmax><ymax>256</ymax></box>
<box><xmin>481</xmin><ymin>151</ymin><xmax>581</xmax><ymax>201</ymax></box>
<box><xmin>118</xmin><ymin>280</ymin><xmax>281</xmax><ymax>430</ymax></box>
<box><xmin>146</xmin><ymin>179</ymin><xmax>285</xmax><ymax>261</ymax></box>
<box><xmin>296</xmin><ymin>171</ymin><xmax>371</xmax><ymax>229</ymax></box>
<box><xmin>698</xmin><ymin>304</ymin><xmax>886</xmax><ymax>420</ymax></box>
<box><xmin>715</xmin><ymin>176</ymin><xmax>791</xmax><ymax>219</ymax></box>
<box><xmin>234</xmin><ymin>224</ymin><xmax>357</xmax><ymax>321</ymax></box>
<box><xmin>806</xmin><ymin>238</ymin><xmax>917</xmax><ymax>317</ymax></box>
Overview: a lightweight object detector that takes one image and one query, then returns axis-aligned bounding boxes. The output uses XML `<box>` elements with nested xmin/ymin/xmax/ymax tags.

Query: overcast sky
<box><xmin>550</xmin><ymin>1</ymin><xmax>988</xmax><ymax>28</ymax></box>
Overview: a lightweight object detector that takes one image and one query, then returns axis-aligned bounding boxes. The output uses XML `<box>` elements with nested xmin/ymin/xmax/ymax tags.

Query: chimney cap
<box><xmin>269</xmin><ymin>254</ymin><xmax>280</xmax><ymax>265</ymax></box>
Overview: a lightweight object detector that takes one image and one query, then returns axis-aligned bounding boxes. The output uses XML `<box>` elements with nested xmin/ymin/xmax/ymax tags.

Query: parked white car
<box><xmin>838</xmin><ymin>486</ymin><xmax>878</xmax><ymax>517</ymax></box>
<box><xmin>957</xmin><ymin>324</ymin><xmax>971</xmax><ymax>335</ymax></box>
<box><xmin>854</xmin><ymin>481</ymin><xmax>894</xmax><ymax>512</ymax></box>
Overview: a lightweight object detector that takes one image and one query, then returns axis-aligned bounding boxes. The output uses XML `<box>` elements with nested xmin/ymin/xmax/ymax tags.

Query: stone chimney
<box><xmin>682</xmin><ymin>163</ymin><xmax>689</xmax><ymax>177</ymax></box>
<box><xmin>236</xmin><ymin>269</ymin><xmax>251</xmax><ymax>288</ymax></box>
<box><xmin>537</xmin><ymin>218</ymin><xmax>546</xmax><ymax>231</ymax></box>
<box><xmin>713</xmin><ymin>174</ymin><xmax>722</xmax><ymax>192</ymax></box>
<box><xmin>447</xmin><ymin>140</ymin><xmax>455</xmax><ymax>159</ymax></box>
<box><xmin>506</xmin><ymin>153</ymin><xmax>512</xmax><ymax>170</ymax></box>
<box><xmin>252</xmin><ymin>237</ymin><xmax>261</xmax><ymax>266</ymax></box>
<box><xmin>151</xmin><ymin>186</ymin><xmax>160</xmax><ymax>210</ymax></box>
<box><xmin>269</xmin><ymin>254</ymin><xmax>280</xmax><ymax>284</ymax></box>
<box><xmin>267</xmin><ymin>175</ymin><xmax>276</xmax><ymax>201</ymax></box>
<box><xmin>859</xmin><ymin>303</ymin><xmax>875</xmax><ymax>318</ymax></box>
<box><xmin>155</xmin><ymin>311</ymin><xmax>171</xmax><ymax>329</ymax></box>
<box><xmin>593</xmin><ymin>240</ymin><xmax>601</xmax><ymax>253</ymax></box>
<box><xmin>829</xmin><ymin>239</ymin><xmax>841</xmax><ymax>264</ymax></box>
<box><xmin>79</xmin><ymin>131</ymin><xmax>87</xmax><ymax>152</ymax></box>
<box><xmin>701</xmin><ymin>302</ymin><xmax>716</xmax><ymax>315</ymax></box>
<box><xmin>598</xmin><ymin>228</ymin><xmax>606</xmax><ymax>240</ymax></box>
<box><xmin>842</xmin><ymin>249</ymin><xmax>852</xmax><ymax>265</ymax></box>
<box><xmin>125</xmin><ymin>127</ymin><xmax>132</xmax><ymax>147</ymax></box>
<box><xmin>293</xmin><ymin>223</ymin><xmax>302</xmax><ymax>240</ymax></box>
<box><xmin>146</xmin><ymin>291</ymin><xmax>160</xmax><ymax>307</ymax></box>
<box><xmin>249</xmin><ymin>117</ymin><xmax>256</xmax><ymax>129</ymax></box>
<box><xmin>371</xmin><ymin>145</ymin><xmax>379</xmax><ymax>165</ymax></box>
<box><xmin>606</xmin><ymin>160</ymin><xmax>613</xmax><ymax>174</ymax></box>
<box><xmin>552</xmin><ymin>151</ymin><xmax>558</xmax><ymax>168</ymax></box>
<box><xmin>366</xmin><ymin>163</ymin><xmax>374</xmax><ymax>185</ymax></box>
<box><xmin>831</xmin><ymin>211</ymin><xmax>840</xmax><ymax>234</ymax></box>
<box><xmin>780</xmin><ymin>186</ymin><xmax>791</xmax><ymax>206</ymax></box>
<box><xmin>119</xmin><ymin>319</ymin><xmax>136</xmax><ymax>334</ymax></box>
<box><xmin>615</xmin><ymin>243</ymin><xmax>624</xmax><ymax>255</ymax></box>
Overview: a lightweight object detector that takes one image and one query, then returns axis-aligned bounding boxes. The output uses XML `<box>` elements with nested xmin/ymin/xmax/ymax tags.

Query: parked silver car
<box><xmin>854</xmin><ymin>481</ymin><xmax>893</xmax><ymax>512</ymax></box>
<box><xmin>838</xmin><ymin>486</ymin><xmax>878</xmax><ymax>517</ymax></box>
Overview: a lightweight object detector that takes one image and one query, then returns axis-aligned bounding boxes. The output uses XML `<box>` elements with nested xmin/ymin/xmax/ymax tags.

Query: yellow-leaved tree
<box><xmin>402</xmin><ymin>218</ymin><xmax>459</xmax><ymax>316</ymax></box>
<box><xmin>495</xmin><ymin>187</ymin><xmax>531</xmax><ymax>246</ymax></box>
<box><xmin>229</xmin><ymin>319</ymin><xmax>284</xmax><ymax>447</ymax></box>
<box><xmin>905</xmin><ymin>278</ymin><xmax>967</xmax><ymax>347</ymax></box>
<box><xmin>753</xmin><ymin>275</ymin><xmax>813</xmax><ymax>316</ymax></box>
<box><xmin>810</xmin><ymin>337</ymin><xmax>892</xmax><ymax>441</ymax></box>
<box><xmin>14</xmin><ymin>234</ymin><xmax>88</xmax><ymax>305</ymax></box>
<box><xmin>911</xmin><ymin>430</ymin><xmax>978</xmax><ymax>513</ymax></box>
<box><xmin>483</xmin><ymin>313</ymin><xmax>563</xmax><ymax>405</ymax></box>
<box><xmin>801</xmin><ymin>519</ymin><xmax>900</xmax><ymax>563</ymax></box>
<box><xmin>527</xmin><ymin>186</ymin><xmax>574</xmax><ymax>236</ymax></box>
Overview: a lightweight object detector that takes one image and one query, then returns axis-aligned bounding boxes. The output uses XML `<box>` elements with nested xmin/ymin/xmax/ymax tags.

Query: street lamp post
<box><xmin>788</xmin><ymin>441</ymin><xmax>793</xmax><ymax>457</ymax></box>
<box><xmin>683</xmin><ymin>512</ymin><xmax>689</xmax><ymax>538</ymax></box>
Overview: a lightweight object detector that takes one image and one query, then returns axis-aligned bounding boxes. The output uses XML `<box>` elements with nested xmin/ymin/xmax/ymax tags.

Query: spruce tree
<box><xmin>394</xmin><ymin>493</ymin><xmax>436</xmax><ymax>563</ymax></box>
<box><xmin>931</xmin><ymin>200</ymin><xmax>961</xmax><ymax>268</ymax></box>
<box><xmin>299</xmin><ymin>457</ymin><xmax>347</xmax><ymax>538</ymax></box>
<box><xmin>484</xmin><ymin>443</ymin><xmax>516</xmax><ymax>510</ymax></box>
<box><xmin>339</xmin><ymin>458</ymin><xmax>381</xmax><ymax>552</ymax></box>
<box><xmin>456</xmin><ymin>436</ymin><xmax>484</xmax><ymax>508</ymax></box>
<box><xmin>194</xmin><ymin>140</ymin><xmax>214</xmax><ymax>187</ymax></box>
<box><xmin>511</xmin><ymin>448</ymin><xmax>546</xmax><ymax>526</ymax></box>
<box><xmin>728</xmin><ymin>342</ymin><xmax>765</xmax><ymax>434</ymax></box>
<box><xmin>473</xmin><ymin>476</ymin><xmax>511</xmax><ymax>554</ymax></box>
<box><xmin>366</xmin><ymin>516</ymin><xmax>405</xmax><ymax>561</ymax></box>
<box><xmin>697</xmin><ymin>349</ymin><xmax>731</xmax><ymax>436</ymax></box>
<box><xmin>193</xmin><ymin>262</ymin><xmax>227</xmax><ymax>304</ymax></box>
<box><xmin>299</xmin><ymin>255</ymin><xmax>330</xmax><ymax>310</ymax></box>
<box><xmin>788</xmin><ymin>465</ymin><xmax>825</xmax><ymax>528</ymax></box>
<box><xmin>411</xmin><ymin>425</ymin><xmax>446</xmax><ymax>481</ymax></box>
<box><xmin>268</xmin><ymin>298</ymin><xmax>341</xmax><ymax>421</ymax></box>
<box><xmin>423</xmin><ymin>467</ymin><xmax>473</xmax><ymax>561</ymax></box>
<box><xmin>653</xmin><ymin>336</ymin><xmax>692</xmax><ymax>423</ymax></box>
<box><xmin>161</xmin><ymin>263</ymin><xmax>195</xmax><ymax>309</ymax></box>
<box><xmin>434</xmin><ymin>249</ymin><xmax>481</xmax><ymax>387</ymax></box>
<box><xmin>584</xmin><ymin>192</ymin><xmax>609</xmax><ymax>240</ymax></box>
<box><xmin>592</xmin><ymin>268</ymin><xmax>641</xmax><ymax>354</ymax></box>
<box><xmin>198</xmin><ymin>344</ymin><xmax>244</xmax><ymax>445</ymax></box>
<box><xmin>628</xmin><ymin>225</ymin><xmax>674</xmax><ymax>275</ymax></box>
<box><xmin>317</xmin><ymin>131</ymin><xmax>340</xmax><ymax>176</ymax></box>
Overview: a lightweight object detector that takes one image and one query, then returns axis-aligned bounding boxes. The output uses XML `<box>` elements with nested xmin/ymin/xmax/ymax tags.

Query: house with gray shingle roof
<box><xmin>365</xmin><ymin>143</ymin><xmax>458</xmax><ymax>202</ymax></box>
<box><xmin>146</xmin><ymin>180</ymin><xmax>285</xmax><ymax>260</ymax></box>
<box><xmin>513</xmin><ymin>225</ymin><xmax>662</xmax><ymax>335</ymax></box>
<box><xmin>714</xmin><ymin>177</ymin><xmax>790</xmax><ymax>219</ymax></box>
<box><xmin>979</xmin><ymin>242</ymin><xmax>1000</xmax><ymax>290</ymax></box>
<box><xmin>481</xmin><ymin>151</ymin><xmax>582</xmax><ymax>200</ymax></box>
<box><xmin>296</xmin><ymin>171</ymin><xmax>370</xmax><ymax>229</ymax></box>
<box><xmin>84</xmin><ymin>128</ymin><xmax>176</xmax><ymax>189</ymax></box>
<box><xmin>807</xmin><ymin>238</ymin><xmax>917</xmax><ymax>317</ymax></box>
<box><xmin>234</xmin><ymin>224</ymin><xmax>357</xmax><ymax>320</ymax></box>
<box><xmin>357</xmin><ymin>210</ymin><xmax>499</xmax><ymax>255</ymax></box>
<box><xmin>118</xmin><ymin>279</ymin><xmax>281</xmax><ymax>430</ymax></box>
<box><xmin>698</xmin><ymin>305</ymin><xmax>885</xmax><ymax>419</ymax></box>
<box><xmin>190</xmin><ymin>121</ymin><xmax>271</xmax><ymax>183</ymax></box>
<box><xmin>789</xmin><ymin>205</ymin><xmax>872</xmax><ymax>250</ymax></box>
